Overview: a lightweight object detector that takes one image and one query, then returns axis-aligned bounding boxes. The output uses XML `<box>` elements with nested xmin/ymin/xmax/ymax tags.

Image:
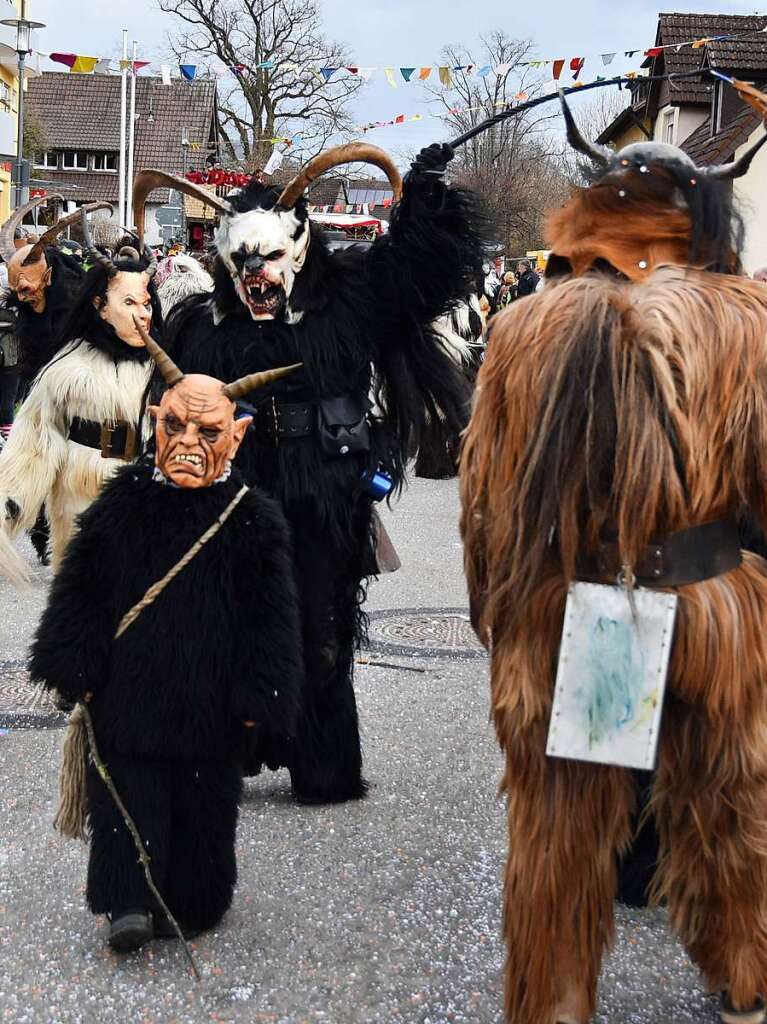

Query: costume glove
<box><xmin>405</xmin><ymin>142</ymin><xmax>455</xmax><ymax>198</ymax></box>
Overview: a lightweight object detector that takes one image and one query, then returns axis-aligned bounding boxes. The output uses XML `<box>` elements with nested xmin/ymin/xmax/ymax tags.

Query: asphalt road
<box><xmin>0</xmin><ymin>477</ymin><xmax>723</xmax><ymax>1023</ymax></box>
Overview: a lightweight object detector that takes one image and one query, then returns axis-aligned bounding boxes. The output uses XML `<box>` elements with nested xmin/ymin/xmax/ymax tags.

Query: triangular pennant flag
<box><xmin>552</xmin><ymin>59</ymin><xmax>565</xmax><ymax>81</ymax></box>
<box><xmin>71</xmin><ymin>56</ymin><xmax>100</xmax><ymax>74</ymax></box>
<box><xmin>477</xmin><ymin>65</ymin><xmax>491</xmax><ymax>77</ymax></box>
<box><xmin>625</xmin><ymin>50</ymin><xmax>638</xmax><ymax>58</ymax></box>
<box><xmin>320</xmin><ymin>67</ymin><xmax>337</xmax><ymax>82</ymax></box>
<box><xmin>384</xmin><ymin>68</ymin><xmax>398</xmax><ymax>88</ymax></box>
<box><xmin>494</xmin><ymin>62</ymin><xmax>511</xmax><ymax>78</ymax></box>
<box><xmin>438</xmin><ymin>66</ymin><xmax>453</xmax><ymax>87</ymax></box>
<box><xmin>515</xmin><ymin>91</ymin><xmax>528</xmax><ymax>101</ymax></box>
<box><xmin>357</xmin><ymin>67</ymin><xmax>374</xmax><ymax>81</ymax></box>
<box><xmin>161</xmin><ymin>64</ymin><xmax>172</xmax><ymax>85</ymax></box>
<box><xmin>400</xmin><ymin>67</ymin><xmax>416</xmax><ymax>82</ymax></box>
<box><xmin>232</xmin><ymin>63</ymin><xmax>247</xmax><ymax>75</ymax></box>
<box><xmin>50</xmin><ymin>52</ymin><xmax>77</xmax><ymax>69</ymax></box>
<box><xmin>691</xmin><ymin>37</ymin><xmax>709</xmax><ymax>49</ymax></box>
<box><xmin>94</xmin><ymin>59</ymin><xmax>112</xmax><ymax>74</ymax></box>
<box><xmin>395</xmin><ymin>114</ymin><xmax>405</xmax><ymax>124</ymax></box>
<box><xmin>644</xmin><ymin>47</ymin><xmax>662</xmax><ymax>58</ymax></box>
<box><xmin>411</xmin><ymin>113</ymin><xmax>423</xmax><ymax>121</ymax></box>
<box><xmin>418</xmin><ymin>67</ymin><xmax>432</xmax><ymax>80</ymax></box>
<box><xmin>601</xmin><ymin>53</ymin><xmax>616</xmax><ymax>65</ymax></box>
<box><xmin>570</xmin><ymin>57</ymin><xmax>585</xmax><ymax>79</ymax></box>
<box><xmin>119</xmin><ymin>58</ymin><xmax>132</xmax><ymax>70</ymax></box>
<box><xmin>179</xmin><ymin>64</ymin><xmax>197</xmax><ymax>81</ymax></box>
<box><xmin>346</xmin><ymin>66</ymin><xmax>359</xmax><ymax>75</ymax></box>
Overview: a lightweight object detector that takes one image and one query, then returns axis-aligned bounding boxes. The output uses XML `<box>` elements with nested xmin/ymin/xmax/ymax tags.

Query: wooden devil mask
<box><xmin>135</xmin><ymin>318</ymin><xmax>300</xmax><ymax>489</ymax></box>
<box><xmin>0</xmin><ymin>198</ymin><xmax>111</xmax><ymax>313</ymax></box>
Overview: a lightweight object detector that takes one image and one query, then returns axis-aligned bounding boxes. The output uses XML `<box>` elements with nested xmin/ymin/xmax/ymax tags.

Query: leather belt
<box><xmin>254</xmin><ymin>399</ymin><xmax>316</xmax><ymax>441</ymax></box>
<box><xmin>68</xmin><ymin>416</ymin><xmax>138</xmax><ymax>461</ymax></box>
<box><xmin>576</xmin><ymin>519</ymin><xmax>742</xmax><ymax>588</ymax></box>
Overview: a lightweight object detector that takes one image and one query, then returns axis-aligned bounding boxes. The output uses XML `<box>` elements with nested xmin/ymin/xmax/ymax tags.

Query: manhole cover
<box><xmin>0</xmin><ymin>660</ymin><xmax>65</xmax><ymax>729</ymax></box>
<box><xmin>366</xmin><ymin>608</ymin><xmax>486</xmax><ymax>660</ymax></box>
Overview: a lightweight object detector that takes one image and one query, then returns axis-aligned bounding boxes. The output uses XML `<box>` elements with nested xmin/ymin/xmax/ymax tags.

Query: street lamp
<box><xmin>0</xmin><ymin>14</ymin><xmax>46</xmax><ymax>207</ymax></box>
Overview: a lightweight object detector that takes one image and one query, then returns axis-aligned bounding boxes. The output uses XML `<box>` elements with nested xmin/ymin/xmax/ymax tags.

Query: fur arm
<box><xmin>230</xmin><ymin>490</ymin><xmax>303</xmax><ymax>736</ymax></box>
<box><xmin>0</xmin><ymin>373</ymin><xmax>66</xmax><ymax>537</ymax></box>
<box><xmin>29</xmin><ymin>500</ymin><xmax>113</xmax><ymax>701</ymax></box>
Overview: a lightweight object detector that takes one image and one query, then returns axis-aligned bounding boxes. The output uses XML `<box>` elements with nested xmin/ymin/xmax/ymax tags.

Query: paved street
<box><xmin>0</xmin><ymin>477</ymin><xmax>722</xmax><ymax>1023</ymax></box>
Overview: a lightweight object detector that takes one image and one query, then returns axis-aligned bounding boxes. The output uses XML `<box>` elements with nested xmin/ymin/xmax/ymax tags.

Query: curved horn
<box><xmin>132</xmin><ymin>170</ymin><xmax>233</xmax><ymax>244</ymax></box>
<box><xmin>558</xmin><ymin>88</ymin><xmax>610</xmax><ymax>167</ymax></box>
<box><xmin>115</xmin><ymin>224</ymin><xmax>157</xmax><ymax>277</ymax></box>
<box><xmin>0</xmin><ymin>194</ymin><xmax>60</xmax><ymax>263</ymax></box>
<box><xmin>276</xmin><ymin>143</ymin><xmax>403</xmax><ymax>209</ymax></box>
<box><xmin>705</xmin><ymin>128</ymin><xmax>767</xmax><ymax>181</ymax></box>
<box><xmin>80</xmin><ymin>205</ymin><xmax>117</xmax><ymax>277</ymax></box>
<box><xmin>24</xmin><ymin>201</ymin><xmax>112</xmax><ymax>266</ymax></box>
<box><xmin>131</xmin><ymin>315</ymin><xmax>185</xmax><ymax>387</ymax></box>
<box><xmin>222</xmin><ymin>362</ymin><xmax>302</xmax><ymax>401</ymax></box>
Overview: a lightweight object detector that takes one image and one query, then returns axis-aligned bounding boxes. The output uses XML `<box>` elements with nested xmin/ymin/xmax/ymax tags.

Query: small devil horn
<box><xmin>131</xmin><ymin>315</ymin><xmax>185</xmax><ymax>386</ymax></box>
<box><xmin>558</xmin><ymin>88</ymin><xmax>611</xmax><ymax>167</ymax></box>
<box><xmin>222</xmin><ymin>363</ymin><xmax>302</xmax><ymax>401</ymax></box>
<box><xmin>81</xmin><ymin>207</ymin><xmax>118</xmax><ymax>277</ymax></box>
<box><xmin>705</xmin><ymin>128</ymin><xmax>767</xmax><ymax>181</ymax></box>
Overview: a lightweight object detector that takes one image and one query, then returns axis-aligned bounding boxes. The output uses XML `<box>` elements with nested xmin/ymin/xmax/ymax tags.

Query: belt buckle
<box><xmin>99</xmin><ymin>422</ymin><xmax>116</xmax><ymax>459</ymax></box>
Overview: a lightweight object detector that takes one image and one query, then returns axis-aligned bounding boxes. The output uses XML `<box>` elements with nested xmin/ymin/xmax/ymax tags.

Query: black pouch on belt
<box><xmin>316</xmin><ymin>394</ymin><xmax>371</xmax><ymax>461</ymax></box>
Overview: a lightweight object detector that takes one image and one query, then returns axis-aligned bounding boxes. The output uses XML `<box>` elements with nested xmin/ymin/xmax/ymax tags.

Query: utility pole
<box><xmin>117</xmin><ymin>29</ymin><xmax>127</xmax><ymax>226</ymax></box>
<box><xmin>125</xmin><ymin>40</ymin><xmax>137</xmax><ymax>230</ymax></box>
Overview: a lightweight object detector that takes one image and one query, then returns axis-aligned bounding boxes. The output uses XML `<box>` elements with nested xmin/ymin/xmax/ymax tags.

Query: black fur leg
<box><xmin>29</xmin><ymin>508</ymin><xmax>50</xmax><ymax>566</ymax></box>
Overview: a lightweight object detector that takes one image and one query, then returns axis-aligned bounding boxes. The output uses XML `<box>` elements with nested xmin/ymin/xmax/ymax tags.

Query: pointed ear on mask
<box><xmin>147</xmin><ymin>404</ymin><xmax>160</xmax><ymax>421</ymax></box>
<box><xmin>43</xmin><ymin>265</ymin><xmax>53</xmax><ymax>287</ymax></box>
<box><xmin>290</xmin><ymin>218</ymin><xmax>311</xmax><ymax>272</ymax></box>
<box><xmin>230</xmin><ymin>414</ymin><xmax>253</xmax><ymax>456</ymax></box>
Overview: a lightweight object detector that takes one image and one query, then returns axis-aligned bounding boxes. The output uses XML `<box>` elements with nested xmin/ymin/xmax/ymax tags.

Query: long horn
<box><xmin>80</xmin><ymin>205</ymin><xmax>117</xmax><ymax>277</ymax></box>
<box><xmin>222</xmin><ymin>363</ymin><xmax>302</xmax><ymax>401</ymax></box>
<box><xmin>558</xmin><ymin>88</ymin><xmax>610</xmax><ymax>167</ymax></box>
<box><xmin>131</xmin><ymin>314</ymin><xmax>185</xmax><ymax>386</ymax></box>
<box><xmin>115</xmin><ymin>224</ymin><xmax>157</xmax><ymax>277</ymax></box>
<box><xmin>0</xmin><ymin>194</ymin><xmax>60</xmax><ymax>263</ymax></box>
<box><xmin>705</xmin><ymin>127</ymin><xmax>767</xmax><ymax>181</ymax></box>
<box><xmin>277</xmin><ymin>143</ymin><xmax>403</xmax><ymax>209</ymax></box>
<box><xmin>132</xmin><ymin>170</ymin><xmax>233</xmax><ymax>244</ymax></box>
<box><xmin>25</xmin><ymin>201</ymin><xmax>112</xmax><ymax>266</ymax></box>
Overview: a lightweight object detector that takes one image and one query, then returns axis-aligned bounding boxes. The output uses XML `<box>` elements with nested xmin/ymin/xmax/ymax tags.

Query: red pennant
<box><xmin>552</xmin><ymin>59</ymin><xmax>565</xmax><ymax>81</ymax></box>
<box><xmin>570</xmin><ymin>57</ymin><xmax>585</xmax><ymax>79</ymax></box>
<box><xmin>644</xmin><ymin>47</ymin><xmax>662</xmax><ymax>58</ymax></box>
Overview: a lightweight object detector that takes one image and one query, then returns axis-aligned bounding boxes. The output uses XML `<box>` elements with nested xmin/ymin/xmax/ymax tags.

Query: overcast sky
<box><xmin>25</xmin><ymin>0</ymin><xmax>755</xmax><ymax>157</ymax></box>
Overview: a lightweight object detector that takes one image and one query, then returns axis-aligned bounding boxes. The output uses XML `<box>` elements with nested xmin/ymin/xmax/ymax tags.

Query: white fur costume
<box><xmin>0</xmin><ymin>342</ymin><xmax>152</xmax><ymax>573</ymax></box>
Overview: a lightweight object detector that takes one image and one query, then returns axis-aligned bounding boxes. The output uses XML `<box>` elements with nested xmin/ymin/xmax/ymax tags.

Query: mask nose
<box><xmin>244</xmin><ymin>253</ymin><xmax>265</xmax><ymax>276</ymax></box>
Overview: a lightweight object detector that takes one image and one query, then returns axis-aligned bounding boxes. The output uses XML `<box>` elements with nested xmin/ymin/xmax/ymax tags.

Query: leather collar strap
<box><xmin>576</xmin><ymin>519</ymin><xmax>742</xmax><ymax>588</ymax></box>
<box><xmin>252</xmin><ymin>398</ymin><xmax>315</xmax><ymax>441</ymax></box>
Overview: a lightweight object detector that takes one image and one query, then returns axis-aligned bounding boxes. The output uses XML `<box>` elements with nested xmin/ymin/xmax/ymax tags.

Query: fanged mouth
<box><xmin>241</xmin><ymin>274</ymin><xmax>284</xmax><ymax>317</ymax></box>
<box><xmin>171</xmin><ymin>453</ymin><xmax>204</xmax><ymax>470</ymax></box>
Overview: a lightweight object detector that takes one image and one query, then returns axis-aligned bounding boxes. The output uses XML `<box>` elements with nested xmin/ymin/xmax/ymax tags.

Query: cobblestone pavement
<box><xmin>0</xmin><ymin>478</ymin><xmax>721</xmax><ymax>1023</ymax></box>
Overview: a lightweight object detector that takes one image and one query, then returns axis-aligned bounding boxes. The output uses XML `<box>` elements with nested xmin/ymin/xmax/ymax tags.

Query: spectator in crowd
<box><xmin>754</xmin><ymin>266</ymin><xmax>767</xmax><ymax>283</ymax></box>
<box><xmin>0</xmin><ymin>262</ymin><xmax>18</xmax><ymax>448</ymax></box>
<box><xmin>515</xmin><ymin>259</ymin><xmax>540</xmax><ymax>298</ymax></box>
<box><xmin>496</xmin><ymin>271</ymin><xmax>517</xmax><ymax>309</ymax></box>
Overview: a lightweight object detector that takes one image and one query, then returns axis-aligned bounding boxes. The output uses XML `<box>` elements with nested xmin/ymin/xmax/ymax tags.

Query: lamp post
<box><xmin>0</xmin><ymin>13</ymin><xmax>45</xmax><ymax>208</ymax></box>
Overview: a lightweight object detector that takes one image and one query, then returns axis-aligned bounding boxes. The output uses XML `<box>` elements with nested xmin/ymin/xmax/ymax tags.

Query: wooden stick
<box><xmin>80</xmin><ymin>703</ymin><xmax>201</xmax><ymax>981</ymax></box>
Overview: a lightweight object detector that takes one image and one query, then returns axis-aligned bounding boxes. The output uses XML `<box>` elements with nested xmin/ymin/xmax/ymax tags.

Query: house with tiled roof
<box><xmin>24</xmin><ymin>71</ymin><xmax>218</xmax><ymax>246</ymax></box>
<box><xmin>597</xmin><ymin>12</ymin><xmax>767</xmax><ymax>273</ymax></box>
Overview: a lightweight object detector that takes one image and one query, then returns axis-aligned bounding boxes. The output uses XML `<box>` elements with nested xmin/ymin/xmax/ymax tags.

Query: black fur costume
<box><xmin>9</xmin><ymin>247</ymin><xmax>84</xmax><ymax>387</ymax></box>
<box><xmin>30</xmin><ymin>462</ymin><xmax>301</xmax><ymax>929</ymax></box>
<box><xmin>165</xmin><ymin>154</ymin><xmax>483</xmax><ymax>803</ymax></box>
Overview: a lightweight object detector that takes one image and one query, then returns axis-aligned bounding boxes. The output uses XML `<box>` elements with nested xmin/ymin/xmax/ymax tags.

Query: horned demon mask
<box><xmin>0</xmin><ymin>197</ymin><xmax>112</xmax><ymax>313</ymax></box>
<box><xmin>548</xmin><ymin>82</ymin><xmax>767</xmax><ymax>281</ymax></box>
<box><xmin>134</xmin><ymin>318</ymin><xmax>300</xmax><ymax>489</ymax></box>
<box><xmin>132</xmin><ymin>144</ymin><xmax>402</xmax><ymax>324</ymax></box>
<box><xmin>80</xmin><ymin>208</ymin><xmax>158</xmax><ymax>347</ymax></box>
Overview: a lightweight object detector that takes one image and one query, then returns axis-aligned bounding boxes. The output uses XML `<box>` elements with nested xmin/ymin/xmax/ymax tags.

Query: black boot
<box><xmin>108</xmin><ymin>908</ymin><xmax>153</xmax><ymax>951</ymax></box>
<box><xmin>153</xmin><ymin>913</ymin><xmax>201</xmax><ymax>941</ymax></box>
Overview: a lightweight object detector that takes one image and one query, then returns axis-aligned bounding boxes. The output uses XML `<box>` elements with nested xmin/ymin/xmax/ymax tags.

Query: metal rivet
<box><xmin>638</xmin><ymin>259</ymin><xmax>648</xmax><ymax>269</ymax></box>
<box><xmin>621</xmin><ymin>158</ymin><xmax>630</xmax><ymax>166</ymax></box>
<box><xmin>639</xmin><ymin>164</ymin><xmax>649</xmax><ymax>173</ymax></box>
<box><xmin>618</xmin><ymin>189</ymin><xmax>627</xmax><ymax>198</ymax></box>
<box><xmin>690</xmin><ymin>177</ymin><xmax>697</xmax><ymax>185</ymax></box>
<box><xmin>340</xmin><ymin>445</ymin><xmax>349</xmax><ymax>455</ymax></box>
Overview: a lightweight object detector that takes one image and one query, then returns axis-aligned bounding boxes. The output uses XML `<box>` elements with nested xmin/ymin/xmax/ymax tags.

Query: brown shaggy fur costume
<box><xmin>460</xmin><ymin>265</ymin><xmax>767</xmax><ymax>1023</ymax></box>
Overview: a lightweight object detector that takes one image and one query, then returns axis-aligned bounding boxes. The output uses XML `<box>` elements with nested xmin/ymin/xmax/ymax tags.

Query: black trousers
<box><xmin>87</xmin><ymin>752</ymin><xmax>242</xmax><ymax>930</ymax></box>
<box><xmin>285</xmin><ymin>506</ymin><xmax>370</xmax><ymax>804</ymax></box>
<box><xmin>0</xmin><ymin>367</ymin><xmax>19</xmax><ymax>424</ymax></box>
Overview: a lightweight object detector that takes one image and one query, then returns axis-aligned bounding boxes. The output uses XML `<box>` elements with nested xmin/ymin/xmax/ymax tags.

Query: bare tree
<box><xmin>423</xmin><ymin>33</ymin><xmax>569</xmax><ymax>253</ymax></box>
<box><xmin>158</xmin><ymin>0</ymin><xmax>364</xmax><ymax>169</ymax></box>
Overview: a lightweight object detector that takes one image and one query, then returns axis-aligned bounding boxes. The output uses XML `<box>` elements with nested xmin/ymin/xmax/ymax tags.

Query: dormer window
<box><xmin>34</xmin><ymin>151</ymin><xmax>57</xmax><ymax>170</ymax></box>
<box><xmin>712</xmin><ymin>80</ymin><xmax>725</xmax><ymax>136</ymax></box>
<box><xmin>93</xmin><ymin>153</ymin><xmax>117</xmax><ymax>172</ymax></box>
<box><xmin>62</xmin><ymin>150</ymin><xmax>88</xmax><ymax>171</ymax></box>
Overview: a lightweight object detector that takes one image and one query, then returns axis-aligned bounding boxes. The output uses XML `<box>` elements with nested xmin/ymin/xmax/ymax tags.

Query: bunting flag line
<box><xmin>35</xmin><ymin>21</ymin><xmax>767</xmax><ymax>85</ymax></box>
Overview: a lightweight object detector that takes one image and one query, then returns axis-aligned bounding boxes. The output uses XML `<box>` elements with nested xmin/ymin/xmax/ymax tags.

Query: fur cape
<box><xmin>0</xmin><ymin>330</ymin><xmax>154</xmax><ymax>573</ymax></box>
<box><xmin>165</xmin><ymin>179</ymin><xmax>484</xmax><ymax>546</ymax></box>
<box><xmin>9</xmin><ymin>248</ymin><xmax>84</xmax><ymax>384</ymax></box>
<box><xmin>30</xmin><ymin>462</ymin><xmax>302</xmax><ymax>761</ymax></box>
<box><xmin>460</xmin><ymin>266</ymin><xmax>767</xmax><ymax>1022</ymax></box>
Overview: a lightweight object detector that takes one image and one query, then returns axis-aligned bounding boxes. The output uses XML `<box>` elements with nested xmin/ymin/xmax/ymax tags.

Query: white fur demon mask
<box><xmin>132</xmin><ymin>145</ymin><xmax>402</xmax><ymax>324</ymax></box>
